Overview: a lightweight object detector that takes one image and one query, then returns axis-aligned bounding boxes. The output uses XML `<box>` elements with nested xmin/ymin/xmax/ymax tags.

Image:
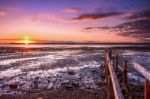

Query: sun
<box><xmin>16</xmin><ymin>35</ymin><xmax>34</xmax><ymax>44</ymax></box>
<box><xmin>23</xmin><ymin>39</ymin><xmax>32</xmax><ymax>44</ymax></box>
<box><xmin>23</xmin><ymin>36</ymin><xmax>32</xmax><ymax>44</ymax></box>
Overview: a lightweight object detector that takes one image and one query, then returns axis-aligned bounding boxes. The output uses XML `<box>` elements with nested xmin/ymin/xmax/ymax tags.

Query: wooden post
<box><xmin>144</xmin><ymin>79</ymin><xmax>150</xmax><ymax>99</ymax></box>
<box><xmin>123</xmin><ymin>60</ymin><xmax>128</xmax><ymax>85</ymax></box>
<box><xmin>109</xmin><ymin>50</ymin><xmax>112</xmax><ymax>60</ymax></box>
<box><xmin>112</xmin><ymin>56</ymin><xmax>115</xmax><ymax>68</ymax></box>
<box><xmin>104</xmin><ymin>56</ymin><xmax>107</xmax><ymax>75</ymax></box>
<box><xmin>105</xmin><ymin>53</ymin><xmax>109</xmax><ymax>76</ymax></box>
<box><xmin>106</xmin><ymin>60</ymin><xmax>110</xmax><ymax>76</ymax></box>
<box><xmin>116</xmin><ymin>54</ymin><xmax>118</xmax><ymax>72</ymax></box>
<box><xmin>104</xmin><ymin>51</ymin><xmax>108</xmax><ymax>76</ymax></box>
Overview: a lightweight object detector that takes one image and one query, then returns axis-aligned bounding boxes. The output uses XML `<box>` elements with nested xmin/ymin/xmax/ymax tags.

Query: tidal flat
<box><xmin>0</xmin><ymin>46</ymin><xmax>149</xmax><ymax>99</ymax></box>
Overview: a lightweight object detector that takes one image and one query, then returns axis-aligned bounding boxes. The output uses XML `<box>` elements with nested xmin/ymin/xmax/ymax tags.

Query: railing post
<box><xmin>104</xmin><ymin>55</ymin><xmax>107</xmax><ymax>75</ymax></box>
<box><xmin>123</xmin><ymin>60</ymin><xmax>128</xmax><ymax>85</ymax></box>
<box><xmin>112</xmin><ymin>56</ymin><xmax>115</xmax><ymax>68</ymax></box>
<box><xmin>108</xmin><ymin>50</ymin><xmax>112</xmax><ymax>60</ymax></box>
<box><xmin>104</xmin><ymin>51</ymin><xmax>107</xmax><ymax>76</ymax></box>
<box><xmin>116</xmin><ymin>54</ymin><xmax>118</xmax><ymax>72</ymax></box>
<box><xmin>144</xmin><ymin>79</ymin><xmax>150</xmax><ymax>99</ymax></box>
<box><xmin>105</xmin><ymin>53</ymin><xmax>109</xmax><ymax>76</ymax></box>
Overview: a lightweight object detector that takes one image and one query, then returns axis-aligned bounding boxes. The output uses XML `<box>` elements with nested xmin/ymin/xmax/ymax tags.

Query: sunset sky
<box><xmin>0</xmin><ymin>0</ymin><xmax>150</xmax><ymax>43</ymax></box>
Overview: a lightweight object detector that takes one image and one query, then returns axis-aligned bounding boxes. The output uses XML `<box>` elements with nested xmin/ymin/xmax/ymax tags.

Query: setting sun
<box><xmin>23</xmin><ymin>39</ymin><xmax>32</xmax><ymax>44</ymax></box>
<box><xmin>16</xmin><ymin>36</ymin><xmax>35</xmax><ymax>44</ymax></box>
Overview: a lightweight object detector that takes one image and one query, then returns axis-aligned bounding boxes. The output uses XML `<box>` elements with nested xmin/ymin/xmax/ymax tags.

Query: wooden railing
<box><xmin>132</xmin><ymin>62</ymin><xmax>150</xmax><ymax>81</ymax></box>
<box><xmin>132</xmin><ymin>62</ymin><xmax>150</xmax><ymax>99</ymax></box>
<box><xmin>104</xmin><ymin>53</ymin><xmax>124</xmax><ymax>99</ymax></box>
<box><xmin>104</xmin><ymin>51</ymin><xmax>150</xmax><ymax>99</ymax></box>
<box><xmin>122</xmin><ymin>61</ymin><xmax>150</xmax><ymax>99</ymax></box>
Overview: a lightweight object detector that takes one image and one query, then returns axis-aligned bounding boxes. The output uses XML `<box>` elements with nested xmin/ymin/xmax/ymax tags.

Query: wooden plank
<box><xmin>107</xmin><ymin>75</ymin><xmax>114</xmax><ymax>99</ymax></box>
<box><xmin>132</xmin><ymin>62</ymin><xmax>150</xmax><ymax>81</ymax></box>
<box><xmin>106</xmin><ymin>53</ymin><xmax>124</xmax><ymax>99</ymax></box>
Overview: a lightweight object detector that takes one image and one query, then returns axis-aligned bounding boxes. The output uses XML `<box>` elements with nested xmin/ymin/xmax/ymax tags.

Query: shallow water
<box><xmin>0</xmin><ymin>44</ymin><xmax>146</xmax><ymax>48</ymax></box>
<box><xmin>0</xmin><ymin>48</ymin><xmax>149</xmax><ymax>96</ymax></box>
<box><xmin>0</xmin><ymin>49</ymin><xmax>104</xmax><ymax>95</ymax></box>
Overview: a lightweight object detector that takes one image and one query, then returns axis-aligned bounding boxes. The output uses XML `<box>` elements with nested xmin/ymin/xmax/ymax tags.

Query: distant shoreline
<box><xmin>6</xmin><ymin>42</ymin><xmax>150</xmax><ymax>45</ymax></box>
<box><xmin>0</xmin><ymin>45</ymin><xmax>150</xmax><ymax>54</ymax></box>
<box><xmin>0</xmin><ymin>42</ymin><xmax>149</xmax><ymax>45</ymax></box>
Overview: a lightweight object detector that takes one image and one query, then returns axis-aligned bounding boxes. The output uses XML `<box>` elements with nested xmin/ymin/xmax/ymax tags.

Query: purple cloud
<box><xmin>125</xmin><ymin>9</ymin><xmax>150</xmax><ymax>20</ymax></box>
<box><xmin>83</xmin><ymin>19</ymin><xmax>150</xmax><ymax>42</ymax></box>
<box><xmin>83</xmin><ymin>27</ymin><xmax>110</xmax><ymax>30</ymax></box>
<box><xmin>72</xmin><ymin>11</ymin><xmax>123</xmax><ymax>21</ymax></box>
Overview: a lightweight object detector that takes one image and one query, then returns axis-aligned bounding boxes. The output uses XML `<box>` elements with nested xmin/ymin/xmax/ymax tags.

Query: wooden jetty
<box><xmin>104</xmin><ymin>51</ymin><xmax>150</xmax><ymax>99</ymax></box>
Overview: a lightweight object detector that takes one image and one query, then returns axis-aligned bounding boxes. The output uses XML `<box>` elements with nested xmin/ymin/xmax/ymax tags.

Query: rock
<box><xmin>84</xmin><ymin>84</ymin><xmax>90</xmax><ymax>89</ymax></box>
<box><xmin>21</xmin><ymin>82</ymin><xmax>32</xmax><ymax>91</ymax></box>
<box><xmin>37</xmin><ymin>80</ymin><xmax>48</xmax><ymax>89</ymax></box>
<box><xmin>47</xmin><ymin>83</ymin><xmax>53</xmax><ymax>89</ymax></box>
<box><xmin>91</xmin><ymin>68</ymin><xmax>97</xmax><ymax>72</ymax></box>
<box><xmin>9</xmin><ymin>84</ymin><xmax>18</xmax><ymax>89</ymax></box>
<box><xmin>67</xmin><ymin>70</ymin><xmax>75</xmax><ymax>75</ymax></box>
<box><xmin>95</xmin><ymin>80</ymin><xmax>103</xmax><ymax>87</ymax></box>
<box><xmin>61</xmin><ymin>81</ymin><xmax>79</xmax><ymax>90</ymax></box>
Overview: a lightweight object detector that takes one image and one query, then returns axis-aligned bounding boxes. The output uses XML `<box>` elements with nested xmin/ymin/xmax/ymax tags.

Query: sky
<box><xmin>0</xmin><ymin>0</ymin><xmax>150</xmax><ymax>43</ymax></box>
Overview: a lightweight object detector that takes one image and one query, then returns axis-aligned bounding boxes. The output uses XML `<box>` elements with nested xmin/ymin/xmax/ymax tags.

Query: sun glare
<box><xmin>16</xmin><ymin>35</ymin><xmax>34</xmax><ymax>44</ymax></box>
<box><xmin>23</xmin><ymin>39</ymin><xmax>32</xmax><ymax>44</ymax></box>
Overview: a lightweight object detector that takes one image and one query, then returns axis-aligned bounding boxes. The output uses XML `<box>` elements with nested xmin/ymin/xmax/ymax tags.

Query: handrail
<box><xmin>132</xmin><ymin>62</ymin><xmax>150</xmax><ymax>99</ymax></box>
<box><xmin>132</xmin><ymin>62</ymin><xmax>150</xmax><ymax>81</ymax></box>
<box><xmin>106</xmin><ymin>53</ymin><xmax>124</xmax><ymax>99</ymax></box>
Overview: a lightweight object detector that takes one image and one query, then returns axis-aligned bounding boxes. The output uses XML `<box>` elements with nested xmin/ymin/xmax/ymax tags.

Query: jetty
<box><xmin>104</xmin><ymin>50</ymin><xmax>150</xmax><ymax>99</ymax></box>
